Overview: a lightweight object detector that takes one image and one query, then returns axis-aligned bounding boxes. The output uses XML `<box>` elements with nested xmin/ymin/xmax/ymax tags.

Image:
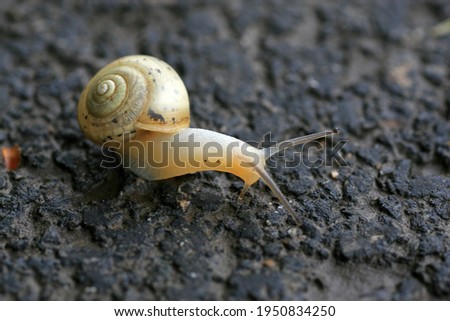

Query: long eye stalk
<box><xmin>263</xmin><ymin>128</ymin><xmax>339</xmax><ymax>159</ymax></box>
<box><xmin>257</xmin><ymin>128</ymin><xmax>340</xmax><ymax>224</ymax></box>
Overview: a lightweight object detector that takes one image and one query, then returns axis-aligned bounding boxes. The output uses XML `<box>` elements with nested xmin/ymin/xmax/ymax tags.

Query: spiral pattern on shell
<box><xmin>78</xmin><ymin>55</ymin><xmax>190</xmax><ymax>144</ymax></box>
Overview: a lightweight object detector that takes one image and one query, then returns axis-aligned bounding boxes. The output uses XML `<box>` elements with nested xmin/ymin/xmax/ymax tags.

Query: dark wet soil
<box><xmin>0</xmin><ymin>0</ymin><xmax>449</xmax><ymax>300</ymax></box>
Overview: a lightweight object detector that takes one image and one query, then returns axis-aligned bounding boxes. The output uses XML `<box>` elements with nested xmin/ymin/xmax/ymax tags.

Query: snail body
<box><xmin>78</xmin><ymin>55</ymin><xmax>338</xmax><ymax>223</ymax></box>
<box><xmin>122</xmin><ymin>128</ymin><xmax>265</xmax><ymax>185</ymax></box>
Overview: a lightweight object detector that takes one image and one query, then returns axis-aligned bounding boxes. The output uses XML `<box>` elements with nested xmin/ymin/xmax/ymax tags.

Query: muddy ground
<box><xmin>0</xmin><ymin>0</ymin><xmax>449</xmax><ymax>300</ymax></box>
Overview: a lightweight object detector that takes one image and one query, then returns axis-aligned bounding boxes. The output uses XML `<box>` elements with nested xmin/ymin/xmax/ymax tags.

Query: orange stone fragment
<box><xmin>2</xmin><ymin>145</ymin><xmax>21</xmax><ymax>171</ymax></box>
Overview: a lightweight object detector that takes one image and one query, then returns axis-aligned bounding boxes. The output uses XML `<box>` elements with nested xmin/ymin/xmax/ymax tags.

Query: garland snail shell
<box><xmin>78</xmin><ymin>55</ymin><xmax>190</xmax><ymax>144</ymax></box>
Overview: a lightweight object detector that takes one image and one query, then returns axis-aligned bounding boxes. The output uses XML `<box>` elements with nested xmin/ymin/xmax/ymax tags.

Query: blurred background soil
<box><xmin>0</xmin><ymin>0</ymin><xmax>449</xmax><ymax>300</ymax></box>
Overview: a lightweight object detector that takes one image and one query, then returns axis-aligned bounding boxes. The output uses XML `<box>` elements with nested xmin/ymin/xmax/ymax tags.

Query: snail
<box><xmin>77</xmin><ymin>55</ymin><xmax>338</xmax><ymax>224</ymax></box>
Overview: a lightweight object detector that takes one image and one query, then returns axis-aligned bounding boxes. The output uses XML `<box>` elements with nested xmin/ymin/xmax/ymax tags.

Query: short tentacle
<box><xmin>253</xmin><ymin>166</ymin><xmax>301</xmax><ymax>225</ymax></box>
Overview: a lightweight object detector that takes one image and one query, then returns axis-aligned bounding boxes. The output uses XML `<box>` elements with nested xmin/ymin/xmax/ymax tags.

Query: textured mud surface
<box><xmin>0</xmin><ymin>0</ymin><xmax>449</xmax><ymax>300</ymax></box>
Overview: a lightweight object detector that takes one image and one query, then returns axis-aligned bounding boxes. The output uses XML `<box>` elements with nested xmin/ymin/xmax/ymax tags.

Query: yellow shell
<box><xmin>77</xmin><ymin>55</ymin><xmax>190</xmax><ymax>144</ymax></box>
